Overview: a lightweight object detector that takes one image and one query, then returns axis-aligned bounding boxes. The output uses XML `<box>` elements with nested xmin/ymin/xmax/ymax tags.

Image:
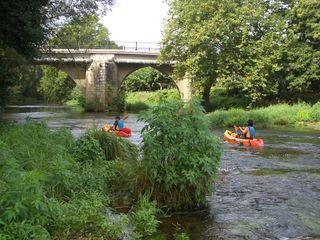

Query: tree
<box><xmin>0</xmin><ymin>0</ymin><xmax>114</xmax><ymax>107</ymax></box>
<box><xmin>122</xmin><ymin>67</ymin><xmax>174</xmax><ymax>92</ymax></box>
<box><xmin>49</xmin><ymin>14</ymin><xmax>117</xmax><ymax>49</ymax></box>
<box><xmin>39</xmin><ymin>66</ymin><xmax>75</xmax><ymax>103</ymax></box>
<box><xmin>161</xmin><ymin>0</ymin><xmax>244</xmax><ymax>110</ymax></box>
<box><xmin>161</xmin><ymin>0</ymin><xmax>319</xmax><ymax>108</ymax></box>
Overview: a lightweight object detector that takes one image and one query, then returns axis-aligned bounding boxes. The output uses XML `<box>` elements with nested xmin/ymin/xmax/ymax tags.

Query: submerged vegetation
<box><xmin>207</xmin><ymin>102</ymin><xmax>320</xmax><ymax>128</ymax></box>
<box><xmin>0</xmin><ymin>100</ymin><xmax>221</xmax><ymax>239</ymax></box>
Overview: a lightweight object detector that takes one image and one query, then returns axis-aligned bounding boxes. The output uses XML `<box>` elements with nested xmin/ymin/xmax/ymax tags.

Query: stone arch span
<box><xmin>115</xmin><ymin>63</ymin><xmax>191</xmax><ymax>101</ymax></box>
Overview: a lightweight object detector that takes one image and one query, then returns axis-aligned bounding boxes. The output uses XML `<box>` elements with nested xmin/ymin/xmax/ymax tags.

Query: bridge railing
<box><xmin>45</xmin><ymin>41</ymin><xmax>161</xmax><ymax>52</ymax></box>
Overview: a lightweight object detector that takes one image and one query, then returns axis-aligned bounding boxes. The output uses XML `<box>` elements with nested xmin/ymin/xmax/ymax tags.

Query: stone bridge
<box><xmin>37</xmin><ymin>49</ymin><xmax>191</xmax><ymax>109</ymax></box>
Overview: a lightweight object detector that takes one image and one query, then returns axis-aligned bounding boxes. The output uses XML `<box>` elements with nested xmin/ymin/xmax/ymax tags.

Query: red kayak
<box><xmin>102</xmin><ymin>124</ymin><xmax>132</xmax><ymax>138</ymax></box>
<box><xmin>224</xmin><ymin>130</ymin><xmax>264</xmax><ymax>147</ymax></box>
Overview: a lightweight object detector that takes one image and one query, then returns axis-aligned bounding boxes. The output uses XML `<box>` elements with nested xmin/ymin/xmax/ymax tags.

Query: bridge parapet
<box><xmin>46</xmin><ymin>41</ymin><xmax>161</xmax><ymax>52</ymax></box>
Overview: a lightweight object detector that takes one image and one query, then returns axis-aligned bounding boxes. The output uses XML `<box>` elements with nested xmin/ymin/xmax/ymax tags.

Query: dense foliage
<box><xmin>49</xmin><ymin>14</ymin><xmax>117</xmax><ymax>49</ymax></box>
<box><xmin>39</xmin><ymin>66</ymin><xmax>75</xmax><ymax>103</ymax></box>
<box><xmin>137</xmin><ymin>99</ymin><xmax>221</xmax><ymax>210</ymax></box>
<box><xmin>207</xmin><ymin>102</ymin><xmax>320</xmax><ymax>128</ymax></box>
<box><xmin>123</xmin><ymin>67</ymin><xmax>174</xmax><ymax>92</ymax></box>
<box><xmin>126</xmin><ymin>89</ymin><xmax>180</xmax><ymax>112</ymax></box>
<box><xmin>0</xmin><ymin>122</ymin><xmax>131</xmax><ymax>239</ymax></box>
<box><xmin>0</xmin><ymin>0</ymin><xmax>114</xmax><ymax>107</ymax></box>
<box><xmin>161</xmin><ymin>0</ymin><xmax>320</xmax><ymax>109</ymax></box>
<box><xmin>0</xmin><ymin>121</ymin><xmax>170</xmax><ymax>239</ymax></box>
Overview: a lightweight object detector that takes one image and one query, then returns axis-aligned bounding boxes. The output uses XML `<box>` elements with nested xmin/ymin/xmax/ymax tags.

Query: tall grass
<box><xmin>207</xmin><ymin>102</ymin><xmax>320</xmax><ymax>128</ymax></box>
<box><xmin>0</xmin><ymin>121</ymin><xmax>140</xmax><ymax>239</ymax></box>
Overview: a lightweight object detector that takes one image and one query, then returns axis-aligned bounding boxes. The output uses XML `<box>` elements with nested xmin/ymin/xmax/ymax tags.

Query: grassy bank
<box><xmin>207</xmin><ymin>102</ymin><xmax>320</xmax><ymax>128</ymax></box>
<box><xmin>0</xmin><ymin>121</ymin><xmax>156</xmax><ymax>239</ymax></box>
<box><xmin>125</xmin><ymin>89</ymin><xmax>180</xmax><ymax>112</ymax></box>
<box><xmin>0</xmin><ymin>100</ymin><xmax>221</xmax><ymax>239</ymax></box>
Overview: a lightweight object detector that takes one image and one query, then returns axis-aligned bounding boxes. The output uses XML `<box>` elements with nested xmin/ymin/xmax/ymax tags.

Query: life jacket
<box><xmin>114</xmin><ymin>119</ymin><xmax>124</xmax><ymax>131</ymax></box>
<box><xmin>246</xmin><ymin>126</ymin><xmax>255</xmax><ymax>139</ymax></box>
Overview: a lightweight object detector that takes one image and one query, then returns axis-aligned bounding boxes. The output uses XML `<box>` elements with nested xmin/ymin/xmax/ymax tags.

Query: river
<box><xmin>2</xmin><ymin>105</ymin><xmax>320</xmax><ymax>240</ymax></box>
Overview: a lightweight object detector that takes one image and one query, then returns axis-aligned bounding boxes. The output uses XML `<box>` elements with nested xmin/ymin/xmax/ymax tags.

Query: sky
<box><xmin>101</xmin><ymin>0</ymin><xmax>169</xmax><ymax>43</ymax></box>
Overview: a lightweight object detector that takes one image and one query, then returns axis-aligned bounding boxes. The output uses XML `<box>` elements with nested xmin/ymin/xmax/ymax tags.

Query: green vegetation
<box><xmin>129</xmin><ymin>194</ymin><xmax>161</xmax><ymax>238</ymax></box>
<box><xmin>0</xmin><ymin>100</ymin><xmax>222</xmax><ymax>238</ymax></box>
<box><xmin>0</xmin><ymin>121</ymin><xmax>131</xmax><ymax>239</ymax></box>
<box><xmin>39</xmin><ymin>66</ymin><xmax>75</xmax><ymax>104</ymax></box>
<box><xmin>209</xmin><ymin>87</ymin><xmax>250</xmax><ymax>110</ymax></box>
<box><xmin>136</xmin><ymin>99</ymin><xmax>221</xmax><ymax>210</ymax></box>
<box><xmin>123</xmin><ymin>67</ymin><xmax>174</xmax><ymax>92</ymax></box>
<box><xmin>207</xmin><ymin>102</ymin><xmax>320</xmax><ymax>128</ymax></box>
<box><xmin>49</xmin><ymin>14</ymin><xmax>117</xmax><ymax>49</ymax></box>
<box><xmin>161</xmin><ymin>0</ymin><xmax>319</xmax><ymax>110</ymax></box>
<box><xmin>125</xmin><ymin>89</ymin><xmax>180</xmax><ymax>112</ymax></box>
<box><xmin>1</xmin><ymin>0</ymin><xmax>114</xmax><ymax>107</ymax></box>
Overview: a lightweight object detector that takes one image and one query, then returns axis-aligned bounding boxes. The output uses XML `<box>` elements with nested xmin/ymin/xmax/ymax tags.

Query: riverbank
<box><xmin>0</xmin><ymin>101</ymin><xmax>221</xmax><ymax>239</ymax></box>
<box><xmin>207</xmin><ymin>102</ymin><xmax>320</xmax><ymax>129</ymax></box>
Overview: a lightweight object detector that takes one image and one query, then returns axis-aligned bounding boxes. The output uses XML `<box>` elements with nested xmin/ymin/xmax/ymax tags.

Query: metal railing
<box><xmin>45</xmin><ymin>41</ymin><xmax>161</xmax><ymax>52</ymax></box>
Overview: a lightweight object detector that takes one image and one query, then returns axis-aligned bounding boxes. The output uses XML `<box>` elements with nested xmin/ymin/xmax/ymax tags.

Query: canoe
<box><xmin>223</xmin><ymin>130</ymin><xmax>264</xmax><ymax>147</ymax></box>
<box><xmin>102</xmin><ymin>124</ymin><xmax>132</xmax><ymax>138</ymax></box>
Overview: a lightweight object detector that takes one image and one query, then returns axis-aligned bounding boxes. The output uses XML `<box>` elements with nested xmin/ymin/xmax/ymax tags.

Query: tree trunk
<box><xmin>201</xmin><ymin>80</ymin><xmax>214</xmax><ymax>112</ymax></box>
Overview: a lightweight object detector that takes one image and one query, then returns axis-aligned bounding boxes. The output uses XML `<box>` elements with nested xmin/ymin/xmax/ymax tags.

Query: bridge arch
<box><xmin>37</xmin><ymin>49</ymin><xmax>192</xmax><ymax>110</ymax></box>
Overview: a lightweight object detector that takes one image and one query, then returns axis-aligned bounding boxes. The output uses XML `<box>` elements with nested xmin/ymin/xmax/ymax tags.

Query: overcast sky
<box><xmin>101</xmin><ymin>0</ymin><xmax>169</xmax><ymax>43</ymax></box>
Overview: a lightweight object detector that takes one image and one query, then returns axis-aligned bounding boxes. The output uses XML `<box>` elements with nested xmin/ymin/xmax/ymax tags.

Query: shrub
<box><xmin>137</xmin><ymin>99</ymin><xmax>221</xmax><ymax>210</ymax></box>
<box><xmin>174</xmin><ymin>232</ymin><xmax>190</xmax><ymax>240</ymax></box>
<box><xmin>66</xmin><ymin>85</ymin><xmax>85</xmax><ymax>107</ymax></box>
<box><xmin>311</xmin><ymin>102</ymin><xmax>320</xmax><ymax>121</ymax></box>
<box><xmin>209</xmin><ymin>86</ymin><xmax>250</xmax><ymax>110</ymax></box>
<box><xmin>130</xmin><ymin>194</ymin><xmax>161</xmax><ymax>238</ymax></box>
<box><xmin>125</xmin><ymin>89</ymin><xmax>180</xmax><ymax>112</ymax></box>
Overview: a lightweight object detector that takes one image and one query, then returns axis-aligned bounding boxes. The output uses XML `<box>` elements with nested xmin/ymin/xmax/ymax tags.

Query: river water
<box><xmin>2</xmin><ymin>105</ymin><xmax>320</xmax><ymax>240</ymax></box>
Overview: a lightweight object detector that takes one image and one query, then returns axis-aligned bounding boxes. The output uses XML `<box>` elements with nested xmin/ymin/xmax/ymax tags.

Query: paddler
<box><xmin>237</xmin><ymin>119</ymin><xmax>255</xmax><ymax>139</ymax></box>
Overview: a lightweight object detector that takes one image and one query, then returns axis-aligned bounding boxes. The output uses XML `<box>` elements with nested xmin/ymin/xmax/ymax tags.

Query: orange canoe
<box><xmin>223</xmin><ymin>130</ymin><xmax>264</xmax><ymax>147</ymax></box>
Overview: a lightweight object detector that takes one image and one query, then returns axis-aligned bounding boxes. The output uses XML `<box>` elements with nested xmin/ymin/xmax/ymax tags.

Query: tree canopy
<box><xmin>49</xmin><ymin>14</ymin><xmax>117</xmax><ymax>49</ymax></box>
<box><xmin>161</xmin><ymin>0</ymin><xmax>319</xmax><ymax>109</ymax></box>
<box><xmin>0</xmin><ymin>0</ymin><xmax>114</xmax><ymax>106</ymax></box>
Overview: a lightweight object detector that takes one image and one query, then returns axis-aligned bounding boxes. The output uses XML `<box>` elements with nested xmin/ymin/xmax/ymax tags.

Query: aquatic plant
<box><xmin>137</xmin><ymin>99</ymin><xmax>222</xmax><ymax>210</ymax></box>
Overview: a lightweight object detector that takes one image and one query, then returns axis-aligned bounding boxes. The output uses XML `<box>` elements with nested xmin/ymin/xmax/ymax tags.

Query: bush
<box><xmin>125</xmin><ymin>89</ymin><xmax>180</xmax><ymax>112</ymax></box>
<box><xmin>209</xmin><ymin>86</ymin><xmax>250</xmax><ymax>110</ymax></box>
<box><xmin>39</xmin><ymin>66</ymin><xmax>75</xmax><ymax>104</ymax></box>
<box><xmin>174</xmin><ymin>232</ymin><xmax>190</xmax><ymax>240</ymax></box>
<box><xmin>130</xmin><ymin>194</ymin><xmax>161</xmax><ymax>238</ymax></box>
<box><xmin>311</xmin><ymin>102</ymin><xmax>320</xmax><ymax>121</ymax></box>
<box><xmin>137</xmin><ymin>99</ymin><xmax>221</xmax><ymax>210</ymax></box>
<box><xmin>66</xmin><ymin>85</ymin><xmax>85</xmax><ymax>107</ymax></box>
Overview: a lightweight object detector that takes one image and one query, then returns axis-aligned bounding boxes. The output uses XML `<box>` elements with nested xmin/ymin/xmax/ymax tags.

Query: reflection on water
<box><xmin>2</xmin><ymin>105</ymin><xmax>320</xmax><ymax>239</ymax></box>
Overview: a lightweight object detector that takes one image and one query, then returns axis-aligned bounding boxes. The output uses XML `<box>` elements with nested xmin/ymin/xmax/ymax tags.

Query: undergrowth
<box><xmin>0</xmin><ymin>121</ymin><xmax>143</xmax><ymax>239</ymax></box>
